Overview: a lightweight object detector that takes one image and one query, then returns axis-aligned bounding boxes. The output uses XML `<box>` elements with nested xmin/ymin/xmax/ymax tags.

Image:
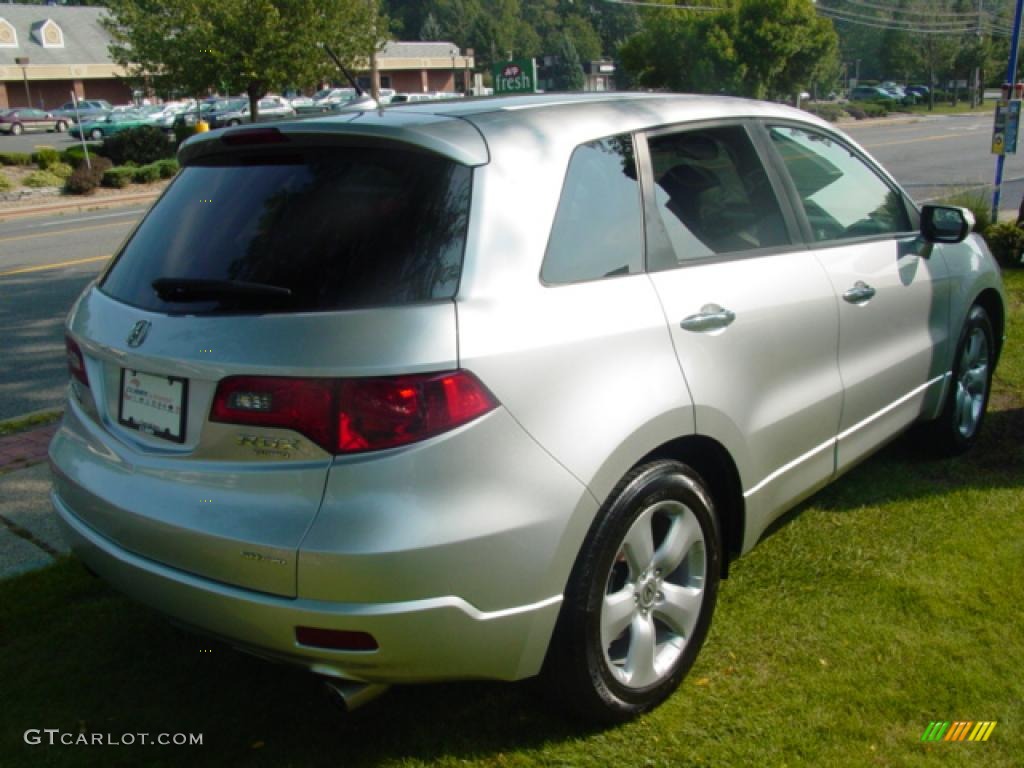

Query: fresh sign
<box><xmin>493</xmin><ymin>59</ymin><xmax>536</xmax><ymax>94</ymax></box>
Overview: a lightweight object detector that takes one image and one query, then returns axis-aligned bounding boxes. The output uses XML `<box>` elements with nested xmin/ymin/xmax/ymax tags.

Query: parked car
<box><xmin>51</xmin><ymin>93</ymin><xmax>1006</xmax><ymax>723</ymax></box>
<box><xmin>51</xmin><ymin>99</ymin><xmax>112</xmax><ymax>123</ymax></box>
<box><xmin>906</xmin><ymin>85</ymin><xmax>931</xmax><ymax>99</ymax></box>
<box><xmin>172</xmin><ymin>99</ymin><xmax>226</xmax><ymax>129</ymax></box>
<box><xmin>0</xmin><ymin>108</ymin><xmax>69</xmax><ymax>135</ymax></box>
<box><xmin>70</xmin><ymin>111</ymin><xmax>158</xmax><ymax>140</ymax></box>
<box><xmin>205</xmin><ymin>96</ymin><xmax>296</xmax><ymax>128</ymax></box>
<box><xmin>850</xmin><ymin>85</ymin><xmax>916</xmax><ymax>106</ymax></box>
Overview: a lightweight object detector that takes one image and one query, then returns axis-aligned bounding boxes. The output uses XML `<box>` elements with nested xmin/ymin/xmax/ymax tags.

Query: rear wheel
<box><xmin>921</xmin><ymin>304</ymin><xmax>994</xmax><ymax>455</ymax></box>
<box><xmin>542</xmin><ymin>460</ymin><xmax>721</xmax><ymax>723</ymax></box>
<box><xmin>89</xmin><ymin>128</ymin><xmax>103</xmax><ymax>141</ymax></box>
<box><xmin>55</xmin><ymin>120</ymin><xmax>68</xmax><ymax>132</ymax></box>
<box><xmin>10</xmin><ymin>123</ymin><xmax>22</xmax><ymax>136</ymax></box>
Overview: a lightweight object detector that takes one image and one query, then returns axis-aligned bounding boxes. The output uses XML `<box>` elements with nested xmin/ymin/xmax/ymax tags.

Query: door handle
<box><xmin>842</xmin><ymin>281</ymin><xmax>876</xmax><ymax>304</ymax></box>
<box><xmin>680</xmin><ymin>304</ymin><xmax>736</xmax><ymax>332</ymax></box>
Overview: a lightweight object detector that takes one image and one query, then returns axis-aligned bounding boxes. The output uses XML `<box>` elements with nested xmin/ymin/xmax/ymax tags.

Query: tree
<box><xmin>552</xmin><ymin>34</ymin><xmax>585</xmax><ymax>90</ymax></box>
<box><xmin>419</xmin><ymin>11</ymin><xmax>444</xmax><ymax>41</ymax></box>
<box><xmin>732</xmin><ymin>0</ymin><xmax>838</xmax><ymax>100</ymax></box>
<box><xmin>621</xmin><ymin>0</ymin><xmax>836</xmax><ymax>100</ymax></box>
<box><xmin>104</xmin><ymin>0</ymin><xmax>383</xmax><ymax>120</ymax></box>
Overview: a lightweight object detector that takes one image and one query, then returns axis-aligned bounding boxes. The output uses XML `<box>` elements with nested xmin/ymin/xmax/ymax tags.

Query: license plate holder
<box><xmin>118</xmin><ymin>369</ymin><xmax>188</xmax><ymax>443</ymax></box>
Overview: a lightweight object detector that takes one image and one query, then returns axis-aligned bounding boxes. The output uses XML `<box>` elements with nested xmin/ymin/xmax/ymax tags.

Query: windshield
<box><xmin>100</xmin><ymin>146</ymin><xmax>472</xmax><ymax>314</ymax></box>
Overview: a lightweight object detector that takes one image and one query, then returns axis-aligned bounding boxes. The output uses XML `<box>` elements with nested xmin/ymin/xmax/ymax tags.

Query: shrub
<box><xmin>61</xmin><ymin>146</ymin><xmax>89</xmax><ymax>167</ymax></box>
<box><xmin>940</xmin><ymin>189</ymin><xmax>991</xmax><ymax>233</ymax></box>
<box><xmin>0</xmin><ymin>151</ymin><xmax>33</xmax><ymax>166</ymax></box>
<box><xmin>132</xmin><ymin>163</ymin><xmax>162</xmax><ymax>184</ymax></box>
<box><xmin>155</xmin><ymin>157</ymin><xmax>179</xmax><ymax>178</ymax></box>
<box><xmin>32</xmin><ymin>147</ymin><xmax>61</xmax><ymax>169</ymax></box>
<box><xmin>22</xmin><ymin>170</ymin><xmax>64</xmax><ymax>188</ymax></box>
<box><xmin>64</xmin><ymin>156</ymin><xmax>112</xmax><ymax>195</ymax></box>
<box><xmin>0</xmin><ymin>173</ymin><xmax>12</xmax><ymax>192</ymax></box>
<box><xmin>803</xmin><ymin>103</ymin><xmax>842</xmax><ymax>122</ymax></box>
<box><xmin>843</xmin><ymin>104</ymin><xmax>867</xmax><ymax>120</ymax></box>
<box><xmin>860</xmin><ymin>102</ymin><xmax>888</xmax><ymax>118</ymax></box>
<box><xmin>47</xmin><ymin>162</ymin><xmax>74</xmax><ymax>180</ymax></box>
<box><xmin>983</xmin><ymin>222</ymin><xmax>1024</xmax><ymax>268</ymax></box>
<box><xmin>101</xmin><ymin>126</ymin><xmax>174</xmax><ymax>166</ymax></box>
<box><xmin>102</xmin><ymin>167</ymin><xmax>135</xmax><ymax>189</ymax></box>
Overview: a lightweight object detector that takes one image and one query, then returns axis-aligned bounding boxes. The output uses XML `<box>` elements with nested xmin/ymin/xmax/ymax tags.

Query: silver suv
<box><xmin>51</xmin><ymin>94</ymin><xmax>1006</xmax><ymax>722</ymax></box>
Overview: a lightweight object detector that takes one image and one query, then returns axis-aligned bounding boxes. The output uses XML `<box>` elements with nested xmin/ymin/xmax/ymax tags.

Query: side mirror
<box><xmin>921</xmin><ymin>204</ymin><xmax>973</xmax><ymax>244</ymax></box>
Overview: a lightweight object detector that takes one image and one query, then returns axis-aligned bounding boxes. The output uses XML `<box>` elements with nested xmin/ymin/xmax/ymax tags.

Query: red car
<box><xmin>0</xmin><ymin>108</ymin><xmax>69</xmax><ymax>135</ymax></box>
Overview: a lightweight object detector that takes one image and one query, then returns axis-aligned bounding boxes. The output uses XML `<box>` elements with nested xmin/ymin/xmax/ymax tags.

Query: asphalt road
<box><xmin>0</xmin><ymin>112</ymin><xmax>1020</xmax><ymax>422</ymax></box>
<box><xmin>0</xmin><ymin>207</ymin><xmax>145</xmax><ymax>420</ymax></box>
<box><xmin>845</xmin><ymin>112</ymin><xmax>1024</xmax><ymax>207</ymax></box>
<box><xmin>0</xmin><ymin>131</ymin><xmax>91</xmax><ymax>156</ymax></box>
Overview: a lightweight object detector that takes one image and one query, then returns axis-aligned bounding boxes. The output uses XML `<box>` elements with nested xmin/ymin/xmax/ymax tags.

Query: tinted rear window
<box><xmin>100</xmin><ymin>147</ymin><xmax>471</xmax><ymax>314</ymax></box>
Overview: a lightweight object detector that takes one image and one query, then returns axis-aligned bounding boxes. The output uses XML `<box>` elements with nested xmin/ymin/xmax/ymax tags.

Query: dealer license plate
<box><xmin>118</xmin><ymin>369</ymin><xmax>188</xmax><ymax>443</ymax></box>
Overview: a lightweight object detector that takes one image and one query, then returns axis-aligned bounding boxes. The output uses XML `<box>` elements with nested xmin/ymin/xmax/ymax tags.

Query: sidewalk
<box><xmin>0</xmin><ymin>423</ymin><xmax>67</xmax><ymax>578</ymax></box>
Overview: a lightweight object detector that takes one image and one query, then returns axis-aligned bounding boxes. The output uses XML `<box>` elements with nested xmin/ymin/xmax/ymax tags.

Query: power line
<box><xmin>826</xmin><ymin>0</ymin><xmax>995</xmax><ymax>19</ymax></box>
<box><xmin>816</xmin><ymin>2</ymin><xmax>1013</xmax><ymax>33</ymax></box>
<box><xmin>599</xmin><ymin>0</ymin><xmax>719</xmax><ymax>11</ymax></box>
<box><xmin>818</xmin><ymin>7</ymin><xmax>1011</xmax><ymax>33</ymax></box>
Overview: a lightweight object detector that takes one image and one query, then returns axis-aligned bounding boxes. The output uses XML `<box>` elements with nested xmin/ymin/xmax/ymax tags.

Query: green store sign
<box><xmin>493</xmin><ymin>59</ymin><xmax>537</xmax><ymax>94</ymax></box>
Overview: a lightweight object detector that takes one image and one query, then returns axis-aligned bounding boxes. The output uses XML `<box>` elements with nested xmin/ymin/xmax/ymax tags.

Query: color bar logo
<box><xmin>921</xmin><ymin>721</ymin><xmax>997</xmax><ymax>742</ymax></box>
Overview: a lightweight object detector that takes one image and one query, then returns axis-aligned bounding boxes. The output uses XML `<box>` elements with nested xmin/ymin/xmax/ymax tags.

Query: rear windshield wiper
<box><xmin>152</xmin><ymin>278</ymin><xmax>293</xmax><ymax>303</ymax></box>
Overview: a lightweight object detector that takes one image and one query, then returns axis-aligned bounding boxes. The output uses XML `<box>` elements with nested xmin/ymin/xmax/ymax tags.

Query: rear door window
<box><xmin>100</xmin><ymin>147</ymin><xmax>472</xmax><ymax>314</ymax></box>
<box><xmin>645</xmin><ymin>124</ymin><xmax>791</xmax><ymax>268</ymax></box>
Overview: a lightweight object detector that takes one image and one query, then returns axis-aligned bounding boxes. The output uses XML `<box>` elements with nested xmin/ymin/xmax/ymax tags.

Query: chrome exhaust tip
<box><xmin>322</xmin><ymin>679</ymin><xmax>390</xmax><ymax>712</ymax></box>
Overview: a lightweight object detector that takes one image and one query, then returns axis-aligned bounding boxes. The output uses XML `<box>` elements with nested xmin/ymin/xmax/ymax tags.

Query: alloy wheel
<box><xmin>601</xmin><ymin>499</ymin><xmax>706</xmax><ymax>689</ymax></box>
<box><xmin>955</xmin><ymin>326</ymin><xmax>989</xmax><ymax>439</ymax></box>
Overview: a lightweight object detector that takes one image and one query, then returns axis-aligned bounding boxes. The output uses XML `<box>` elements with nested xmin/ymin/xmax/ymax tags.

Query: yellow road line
<box><xmin>0</xmin><ymin>219</ymin><xmax>134</xmax><ymax>245</ymax></box>
<box><xmin>861</xmin><ymin>130</ymin><xmax>988</xmax><ymax>149</ymax></box>
<box><xmin>0</xmin><ymin>254</ymin><xmax>111</xmax><ymax>277</ymax></box>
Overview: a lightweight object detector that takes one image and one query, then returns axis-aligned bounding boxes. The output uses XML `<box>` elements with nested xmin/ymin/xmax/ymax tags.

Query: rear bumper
<box><xmin>54</xmin><ymin>491</ymin><xmax>564</xmax><ymax>683</ymax></box>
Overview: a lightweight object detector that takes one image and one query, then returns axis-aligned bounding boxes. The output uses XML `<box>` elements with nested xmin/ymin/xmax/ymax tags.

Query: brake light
<box><xmin>221</xmin><ymin>127</ymin><xmax>288</xmax><ymax>145</ymax></box>
<box><xmin>210</xmin><ymin>371</ymin><xmax>498</xmax><ymax>454</ymax></box>
<box><xmin>65</xmin><ymin>334</ymin><xmax>89</xmax><ymax>388</ymax></box>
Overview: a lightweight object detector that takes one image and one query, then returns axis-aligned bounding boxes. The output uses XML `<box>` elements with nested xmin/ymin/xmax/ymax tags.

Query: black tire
<box><xmin>10</xmin><ymin>123</ymin><xmax>22</xmax><ymax>136</ymax></box>
<box><xmin>542</xmin><ymin>460</ymin><xmax>722</xmax><ymax>723</ymax></box>
<box><xmin>89</xmin><ymin>128</ymin><xmax>103</xmax><ymax>141</ymax></box>
<box><xmin>228</xmin><ymin>119</ymin><xmax>241</xmax><ymax>127</ymax></box>
<box><xmin>55</xmin><ymin>120</ymin><xmax>68</xmax><ymax>132</ymax></box>
<box><xmin>920</xmin><ymin>304</ymin><xmax>995</xmax><ymax>456</ymax></box>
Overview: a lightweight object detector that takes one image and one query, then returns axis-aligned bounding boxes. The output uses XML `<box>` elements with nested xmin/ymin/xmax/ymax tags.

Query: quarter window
<box><xmin>768</xmin><ymin>125</ymin><xmax>910</xmax><ymax>242</ymax></box>
<box><xmin>646</xmin><ymin>125</ymin><xmax>790</xmax><ymax>268</ymax></box>
<box><xmin>541</xmin><ymin>135</ymin><xmax>643</xmax><ymax>284</ymax></box>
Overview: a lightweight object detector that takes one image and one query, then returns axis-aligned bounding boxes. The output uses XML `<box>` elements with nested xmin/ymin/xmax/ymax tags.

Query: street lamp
<box><xmin>14</xmin><ymin>56</ymin><xmax>30</xmax><ymax>107</ymax></box>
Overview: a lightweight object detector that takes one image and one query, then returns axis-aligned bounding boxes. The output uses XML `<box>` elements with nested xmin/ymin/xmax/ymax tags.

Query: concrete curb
<box><xmin>0</xmin><ymin>191</ymin><xmax>160</xmax><ymax>221</ymax></box>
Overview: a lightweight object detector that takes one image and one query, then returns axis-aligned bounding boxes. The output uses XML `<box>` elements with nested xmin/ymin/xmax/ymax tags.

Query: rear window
<box><xmin>100</xmin><ymin>147</ymin><xmax>472</xmax><ymax>314</ymax></box>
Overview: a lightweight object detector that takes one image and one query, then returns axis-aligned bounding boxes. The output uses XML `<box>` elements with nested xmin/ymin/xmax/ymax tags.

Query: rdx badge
<box><xmin>235</xmin><ymin>435</ymin><xmax>301</xmax><ymax>451</ymax></box>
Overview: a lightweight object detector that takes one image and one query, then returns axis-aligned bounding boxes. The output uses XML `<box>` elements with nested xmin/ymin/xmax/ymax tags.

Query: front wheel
<box><xmin>89</xmin><ymin>128</ymin><xmax>103</xmax><ymax>141</ymax></box>
<box><xmin>10</xmin><ymin>123</ymin><xmax>22</xmax><ymax>136</ymax></box>
<box><xmin>55</xmin><ymin>120</ymin><xmax>68</xmax><ymax>132</ymax></box>
<box><xmin>542</xmin><ymin>460</ymin><xmax>722</xmax><ymax>723</ymax></box>
<box><xmin>921</xmin><ymin>304</ymin><xmax>995</xmax><ymax>455</ymax></box>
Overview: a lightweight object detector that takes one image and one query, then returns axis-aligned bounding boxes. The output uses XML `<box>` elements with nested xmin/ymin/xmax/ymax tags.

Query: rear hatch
<box><xmin>53</xmin><ymin>125</ymin><xmax>477</xmax><ymax>597</ymax></box>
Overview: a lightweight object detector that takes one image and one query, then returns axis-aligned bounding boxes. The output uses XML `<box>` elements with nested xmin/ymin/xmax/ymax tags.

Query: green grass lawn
<box><xmin>2</xmin><ymin>273</ymin><xmax>1022</xmax><ymax>768</ymax></box>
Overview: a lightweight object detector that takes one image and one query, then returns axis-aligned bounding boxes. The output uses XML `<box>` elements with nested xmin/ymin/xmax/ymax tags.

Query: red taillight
<box><xmin>210</xmin><ymin>370</ymin><xmax>498</xmax><ymax>455</ymax></box>
<box><xmin>295</xmin><ymin>626</ymin><xmax>378</xmax><ymax>651</ymax></box>
<box><xmin>221</xmin><ymin>127</ymin><xmax>288</xmax><ymax>145</ymax></box>
<box><xmin>65</xmin><ymin>334</ymin><xmax>88</xmax><ymax>388</ymax></box>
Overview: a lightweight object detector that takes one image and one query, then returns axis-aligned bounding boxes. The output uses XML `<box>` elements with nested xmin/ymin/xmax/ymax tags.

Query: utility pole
<box><xmin>973</xmin><ymin>0</ymin><xmax>983</xmax><ymax>109</ymax></box>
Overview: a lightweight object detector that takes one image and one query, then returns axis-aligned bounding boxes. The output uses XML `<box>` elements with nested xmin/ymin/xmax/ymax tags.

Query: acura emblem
<box><xmin>126</xmin><ymin>320</ymin><xmax>151</xmax><ymax>348</ymax></box>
